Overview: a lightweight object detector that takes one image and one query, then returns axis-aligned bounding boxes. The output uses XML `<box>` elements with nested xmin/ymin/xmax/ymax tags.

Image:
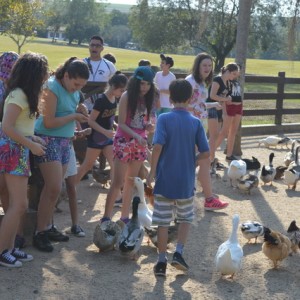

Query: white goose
<box><xmin>131</xmin><ymin>177</ymin><xmax>153</xmax><ymax>228</ymax></box>
<box><xmin>215</xmin><ymin>214</ymin><xmax>243</xmax><ymax>279</ymax></box>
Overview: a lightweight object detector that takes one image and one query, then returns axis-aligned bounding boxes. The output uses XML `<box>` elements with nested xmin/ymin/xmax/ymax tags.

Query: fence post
<box><xmin>275</xmin><ymin>72</ymin><xmax>285</xmax><ymax>125</ymax></box>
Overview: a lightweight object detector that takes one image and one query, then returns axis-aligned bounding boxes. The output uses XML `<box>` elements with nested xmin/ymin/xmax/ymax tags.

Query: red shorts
<box><xmin>226</xmin><ymin>104</ymin><xmax>243</xmax><ymax>116</ymax></box>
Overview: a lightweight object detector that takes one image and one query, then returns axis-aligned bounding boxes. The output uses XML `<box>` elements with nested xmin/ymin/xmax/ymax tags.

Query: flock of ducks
<box><xmin>215</xmin><ymin>216</ymin><xmax>300</xmax><ymax>279</ymax></box>
<box><xmin>225</xmin><ymin>136</ymin><xmax>300</xmax><ymax>194</ymax></box>
<box><xmin>90</xmin><ymin>135</ymin><xmax>299</xmax><ymax>279</ymax></box>
<box><xmin>93</xmin><ymin>177</ymin><xmax>176</xmax><ymax>260</ymax></box>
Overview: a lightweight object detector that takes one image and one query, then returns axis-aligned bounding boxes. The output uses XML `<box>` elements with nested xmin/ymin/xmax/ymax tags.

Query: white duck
<box><xmin>284</xmin><ymin>146</ymin><xmax>300</xmax><ymax>190</ymax></box>
<box><xmin>258</xmin><ymin>136</ymin><xmax>292</xmax><ymax>149</ymax></box>
<box><xmin>240</xmin><ymin>221</ymin><xmax>265</xmax><ymax>243</ymax></box>
<box><xmin>284</xmin><ymin>140</ymin><xmax>296</xmax><ymax>167</ymax></box>
<box><xmin>260</xmin><ymin>152</ymin><xmax>276</xmax><ymax>185</ymax></box>
<box><xmin>283</xmin><ymin>169</ymin><xmax>300</xmax><ymax>190</ymax></box>
<box><xmin>258</xmin><ymin>136</ymin><xmax>282</xmax><ymax>148</ymax></box>
<box><xmin>93</xmin><ymin>220</ymin><xmax>123</xmax><ymax>252</ymax></box>
<box><xmin>227</xmin><ymin>160</ymin><xmax>247</xmax><ymax>187</ymax></box>
<box><xmin>118</xmin><ymin>196</ymin><xmax>145</xmax><ymax>259</ymax></box>
<box><xmin>215</xmin><ymin>214</ymin><xmax>243</xmax><ymax>279</ymax></box>
<box><xmin>131</xmin><ymin>177</ymin><xmax>153</xmax><ymax>228</ymax></box>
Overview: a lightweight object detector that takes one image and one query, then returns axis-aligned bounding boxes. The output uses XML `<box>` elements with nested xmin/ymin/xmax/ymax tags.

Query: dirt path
<box><xmin>1</xmin><ymin>133</ymin><xmax>300</xmax><ymax>300</ymax></box>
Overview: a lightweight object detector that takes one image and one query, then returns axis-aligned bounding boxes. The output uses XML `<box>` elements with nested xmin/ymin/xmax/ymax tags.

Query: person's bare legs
<box><xmin>65</xmin><ymin>175</ymin><xmax>78</xmax><ymax>226</ymax></box>
<box><xmin>120</xmin><ymin>160</ymin><xmax>143</xmax><ymax>219</ymax></box>
<box><xmin>207</xmin><ymin>118</ymin><xmax>219</xmax><ymax>161</ymax></box>
<box><xmin>214</xmin><ymin>115</ymin><xmax>230</xmax><ymax>152</ymax></box>
<box><xmin>75</xmin><ymin>147</ymin><xmax>100</xmax><ymax>184</ymax></box>
<box><xmin>36</xmin><ymin>161</ymin><xmax>65</xmax><ymax>232</ymax></box>
<box><xmin>197</xmin><ymin>157</ymin><xmax>214</xmax><ymax>199</ymax></box>
<box><xmin>0</xmin><ymin>174</ymin><xmax>28</xmax><ymax>253</ymax></box>
<box><xmin>1</xmin><ymin>174</ymin><xmax>26</xmax><ymax>244</ymax></box>
<box><xmin>226</xmin><ymin>114</ymin><xmax>242</xmax><ymax>157</ymax></box>
<box><xmin>103</xmin><ymin>158</ymin><xmax>127</xmax><ymax>219</ymax></box>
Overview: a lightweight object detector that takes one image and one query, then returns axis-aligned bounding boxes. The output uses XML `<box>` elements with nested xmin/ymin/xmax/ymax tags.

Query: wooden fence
<box><xmin>84</xmin><ymin>71</ymin><xmax>300</xmax><ymax>136</ymax></box>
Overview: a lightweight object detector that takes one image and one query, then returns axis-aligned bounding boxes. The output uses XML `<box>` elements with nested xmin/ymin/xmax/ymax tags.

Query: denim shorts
<box><xmin>207</xmin><ymin>107</ymin><xmax>222</xmax><ymax>121</ymax></box>
<box><xmin>34</xmin><ymin>135</ymin><xmax>71</xmax><ymax>165</ymax></box>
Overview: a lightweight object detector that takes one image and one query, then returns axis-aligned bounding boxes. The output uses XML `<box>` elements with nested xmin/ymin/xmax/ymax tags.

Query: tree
<box><xmin>129</xmin><ymin>0</ymin><xmax>282</xmax><ymax>71</ymax></box>
<box><xmin>0</xmin><ymin>0</ymin><xmax>44</xmax><ymax>54</ymax></box>
<box><xmin>64</xmin><ymin>0</ymin><xmax>106</xmax><ymax>45</ymax></box>
<box><xmin>232</xmin><ymin>0</ymin><xmax>253</xmax><ymax>156</ymax></box>
<box><xmin>44</xmin><ymin>0</ymin><xmax>68</xmax><ymax>42</ymax></box>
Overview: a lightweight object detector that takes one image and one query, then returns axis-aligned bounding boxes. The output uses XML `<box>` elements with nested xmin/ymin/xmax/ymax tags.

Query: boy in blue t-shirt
<box><xmin>147</xmin><ymin>79</ymin><xmax>228</xmax><ymax>277</ymax></box>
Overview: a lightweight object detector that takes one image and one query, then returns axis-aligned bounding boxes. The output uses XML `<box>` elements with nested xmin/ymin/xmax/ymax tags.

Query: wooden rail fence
<box><xmin>84</xmin><ymin>71</ymin><xmax>300</xmax><ymax>136</ymax></box>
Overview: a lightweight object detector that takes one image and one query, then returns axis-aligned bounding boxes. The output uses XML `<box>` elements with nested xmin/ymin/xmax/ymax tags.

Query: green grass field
<box><xmin>1</xmin><ymin>35</ymin><xmax>300</xmax><ymax>77</ymax></box>
<box><xmin>1</xmin><ymin>35</ymin><xmax>299</xmax><ymax>126</ymax></box>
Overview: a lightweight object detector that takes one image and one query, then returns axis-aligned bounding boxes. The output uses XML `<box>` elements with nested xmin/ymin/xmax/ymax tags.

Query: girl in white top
<box><xmin>186</xmin><ymin>53</ymin><xmax>221</xmax><ymax>129</ymax></box>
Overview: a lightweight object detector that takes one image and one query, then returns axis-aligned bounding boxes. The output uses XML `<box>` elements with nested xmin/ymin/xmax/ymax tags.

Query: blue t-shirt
<box><xmin>153</xmin><ymin>108</ymin><xmax>209</xmax><ymax>199</ymax></box>
<box><xmin>35</xmin><ymin>77</ymin><xmax>80</xmax><ymax>138</ymax></box>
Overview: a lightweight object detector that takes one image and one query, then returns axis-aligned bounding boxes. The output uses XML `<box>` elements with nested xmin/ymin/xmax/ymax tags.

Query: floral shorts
<box><xmin>34</xmin><ymin>135</ymin><xmax>71</xmax><ymax>165</ymax></box>
<box><xmin>0</xmin><ymin>130</ymin><xmax>31</xmax><ymax>176</ymax></box>
<box><xmin>113</xmin><ymin>136</ymin><xmax>147</xmax><ymax>163</ymax></box>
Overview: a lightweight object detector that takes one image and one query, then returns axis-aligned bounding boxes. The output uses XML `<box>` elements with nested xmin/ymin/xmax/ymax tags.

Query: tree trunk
<box><xmin>232</xmin><ymin>0</ymin><xmax>252</xmax><ymax>156</ymax></box>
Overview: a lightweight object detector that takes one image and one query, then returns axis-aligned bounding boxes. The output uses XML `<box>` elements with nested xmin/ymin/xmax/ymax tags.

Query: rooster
<box><xmin>262</xmin><ymin>227</ymin><xmax>291</xmax><ymax>268</ymax></box>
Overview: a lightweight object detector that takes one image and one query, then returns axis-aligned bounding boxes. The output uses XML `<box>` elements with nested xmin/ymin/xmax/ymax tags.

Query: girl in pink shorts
<box><xmin>101</xmin><ymin>66</ymin><xmax>156</xmax><ymax>224</ymax></box>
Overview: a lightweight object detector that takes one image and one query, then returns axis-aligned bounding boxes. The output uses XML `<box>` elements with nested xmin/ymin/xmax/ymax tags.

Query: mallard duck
<box><xmin>131</xmin><ymin>177</ymin><xmax>153</xmax><ymax>228</ymax></box>
<box><xmin>260</xmin><ymin>153</ymin><xmax>276</xmax><ymax>185</ymax></box>
<box><xmin>215</xmin><ymin>214</ymin><xmax>243</xmax><ymax>279</ymax></box>
<box><xmin>144</xmin><ymin>220</ymin><xmax>178</xmax><ymax>248</ymax></box>
<box><xmin>237</xmin><ymin>174</ymin><xmax>259</xmax><ymax>194</ymax></box>
<box><xmin>93</xmin><ymin>220</ymin><xmax>122</xmax><ymax>252</ymax></box>
<box><xmin>274</xmin><ymin>166</ymin><xmax>288</xmax><ymax>180</ymax></box>
<box><xmin>227</xmin><ymin>160</ymin><xmax>247</xmax><ymax>187</ymax></box>
<box><xmin>278</xmin><ymin>137</ymin><xmax>293</xmax><ymax>149</ymax></box>
<box><xmin>118</xmin><ymin>196</ymin><xmax>145</xmax><ymax>259</ymax></box>
<box><xmin>240</xmin><ymin>221</ymin><xmax>265</xmax><ymax>243</ymax></box>
<box><xmin>284</xmin><ymin>140</ymin><xmax>296</xmax><ymax>166</ymax></box>
<box><xmin>241</xmin><ymin>156</ymin><xmax>261</xmax><ymax>173</ymax></box>
<box><xmin>287</xmin><ymin>220</ymin><xmax>300</xmax><ymax>253</ymax></box>
<box><xmin>262</xmin><ymin>227</ymin><xmax>291</xmax><ymax>268</ymax></box>
<box><xmin>92</xmin><ymin>166</ymin><xmax>110</xmax><ymax>188</ymax></box>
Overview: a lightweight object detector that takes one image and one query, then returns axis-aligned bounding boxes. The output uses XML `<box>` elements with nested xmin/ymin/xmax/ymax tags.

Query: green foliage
<box><xmin>0</xmin><ymin>0</ymin><xmax>45</xmax><ymax>54</ymax></box>
<box><xmin>2</xmin><ymin>35</ymin><xmax>300</xmax><ymax>78</ymax></box>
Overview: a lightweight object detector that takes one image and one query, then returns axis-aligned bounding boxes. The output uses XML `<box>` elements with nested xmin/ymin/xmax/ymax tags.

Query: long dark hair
<box><xmin>191</xmin><ymin>52</ymin><xmax>213</xmax><ymax>87</ymax></box>
<box><xmin>6</xmin><ymin>52</ymin><xmax>48</xmax><ymax>118</ymax></box>
<box><xmin>126</xmin><ymin>76</ymin><xmax>155</xmax><ymax>119</ymax></box>
<box><xmin>55</xmin><ymin>57</ymin><xmax>89</xmax><ymax>80</ymax></box>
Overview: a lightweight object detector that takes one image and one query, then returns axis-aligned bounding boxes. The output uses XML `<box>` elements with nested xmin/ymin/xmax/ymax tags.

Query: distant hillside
<box><xmin>105</xmin><ymin>3</ymin><xmax>133</xmax><ymax>13</ymax></box>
